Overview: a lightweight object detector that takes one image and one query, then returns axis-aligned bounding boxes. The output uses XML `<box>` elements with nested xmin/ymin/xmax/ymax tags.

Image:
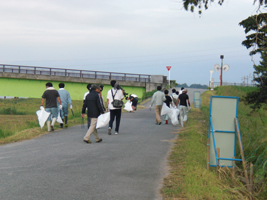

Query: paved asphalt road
<box><xmin>0</xmin><ymin>106</ymin><xmax>179</xmax><ymax>200</ymax></box>
<box><xmin>0</xmin><ymin>88</ymin><xmax>207</xmax><ymax>200</ymax></box>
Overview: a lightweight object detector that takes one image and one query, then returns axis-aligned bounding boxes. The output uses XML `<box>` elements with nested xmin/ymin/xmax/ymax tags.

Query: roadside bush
<box><xmin>216</xmin><ymin>86</ymin><xmax>267</xmax><ymax>198</ymax></box>
<box><xmin>0</xmin><ymin>128</ymin><xmax>13</xmax><ymax>139</ymax></box>
<box><xmin>142</xmin><ymin>90</ymin><xmax>157</xmax><ymax>101</ymax></box>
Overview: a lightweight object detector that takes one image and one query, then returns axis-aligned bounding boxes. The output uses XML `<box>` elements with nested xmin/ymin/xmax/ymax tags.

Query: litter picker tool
<box><xmin>81</xmin><ymin>117</ymin><xmax>85</xmax><ymax>129</ymax></box>
<box><xmin>71</xmin><ymin>109</ymin><xmax>74</xmax><ymax>117</ymax></box>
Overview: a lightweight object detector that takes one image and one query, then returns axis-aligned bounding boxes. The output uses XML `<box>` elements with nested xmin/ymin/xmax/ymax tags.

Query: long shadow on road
<box><xmin>0</xmin><ymin>107</ymin><xmax>179</xmax><ymax>200</ymax></box>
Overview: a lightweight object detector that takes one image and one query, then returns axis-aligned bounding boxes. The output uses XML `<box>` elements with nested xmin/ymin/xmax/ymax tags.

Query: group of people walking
<box><xmin>40</xmin><ymin>82</ymin><xmax>72</xmax><ymax>132</ymax></box>
<box><xmin>40</xmin><ymin>80</ymin><xmax>137</xmax><ymax>144</ymax></box>
<box><xmin>150</xmin><ymin>86</ymin><xmax>190</xmax><ymax>127</ymax></box>
<box><xmin>40</xmin><ymin>81</ymin><xmax>188</xmax><ymax>144</ymax></box>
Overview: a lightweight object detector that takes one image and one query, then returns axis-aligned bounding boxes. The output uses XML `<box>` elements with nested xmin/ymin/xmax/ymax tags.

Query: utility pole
<box><xmin>220</xmin><ymin>55</ymin><xmax>224</xmax><ymax>86</ymax></box>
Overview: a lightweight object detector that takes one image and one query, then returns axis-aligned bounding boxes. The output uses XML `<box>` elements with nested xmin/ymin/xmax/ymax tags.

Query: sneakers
<box><xmin>109</xmin><ymin>128</ymin><xmax>119</xmax><ymax>135</ymax></box>
<box><xmin>96</xmin><ymin>138</ymin><xmax>103</xmax><ymax>143</ymax></box>
<box><xmin>84</xmin><ymin>139</ymin><xmax>102</xmax><ymax>143</ymax></box>
<box><xmin>156</xmin><ymin>122</ymin><xmax>162</xmax><ymax>125</ymax></box>
<box><xmin>51</xmin><ymin>125</ymin><xmax>54</xmax><ymax>131</ymax></box>
<box><xmin>65</xmin><ymin>124</ymin><xmax>68</xmax><ymax>128</ymax></box>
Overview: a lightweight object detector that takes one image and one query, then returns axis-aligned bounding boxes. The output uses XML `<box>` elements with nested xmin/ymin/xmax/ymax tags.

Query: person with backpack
<box><xmin>106</xmin><ymin>80</ymin><xmax>124</xmax><ymax>135</ymax></box>
<box><xmin>170</xmin><ymin>88</ymin><xmax>178</xmax><ymax>106</ymax></box>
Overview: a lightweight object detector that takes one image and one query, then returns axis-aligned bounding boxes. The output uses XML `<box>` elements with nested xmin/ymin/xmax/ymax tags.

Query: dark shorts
<box><xmin>132</xmin><ymin>98</ymin><xmax>138</xmax><ymax>107</ymax></box>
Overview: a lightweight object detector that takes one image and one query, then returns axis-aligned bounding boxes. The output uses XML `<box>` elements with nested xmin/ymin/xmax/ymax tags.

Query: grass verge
<box><xmin>161</xmin><ymin>87</ymin><xmax>267</xmax><ymax>199</ymax></box>
<box><xmin>0</xmin><ymin>98</ymin><xmax>84</xmax><ymax>144</ymax></box>
<box><xmin>161</xmin><ymin>90</ymin><xmax>240</xmax><ymax>199</ymax></box>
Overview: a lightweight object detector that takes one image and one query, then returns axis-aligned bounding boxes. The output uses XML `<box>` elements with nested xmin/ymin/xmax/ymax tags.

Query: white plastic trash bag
<box><xmin>123</xmin><ymin>100</ymin><xmax>133</xmax><ymax>112</ymax></box>
<box><xmin>57</xmin><ymin>112</ymin><xmax>63</xmax><ymax>124</ymax></box>
<box><xmin>168</xmin><ymin>108</ymin><xmax>180</xmax><ymax>125</ymax></box>
<box><xmin>161</xmin><ymin>103</ymin><xmax>172</xmax><ymax>116</ymax></box>
<box><xmin>96</xmin><ymin>112</ymin><xmax>110</xmax><ymax>129</ymax></box>
<box><xmin>36</xmin><ymin>107</ymin><xmax>50</xmax><ymax>129</ymax></box>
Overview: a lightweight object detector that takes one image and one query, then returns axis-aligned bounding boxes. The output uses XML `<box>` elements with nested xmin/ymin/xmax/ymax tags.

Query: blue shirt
<box><xmin>58</xmin><ymin>88</ymin><xmax>72</xmax><ymax>106</ymax></box>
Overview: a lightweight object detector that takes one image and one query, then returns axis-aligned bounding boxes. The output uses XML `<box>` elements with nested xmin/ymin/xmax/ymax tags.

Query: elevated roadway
<box><xmin>0</xmin><ymin>64</ymin><xmax>167</xmax><ymax>100</ymax></box>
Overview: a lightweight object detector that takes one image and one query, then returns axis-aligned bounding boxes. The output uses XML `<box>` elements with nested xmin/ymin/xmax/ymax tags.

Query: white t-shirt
<box><xmin>130</xmin><ymin>94</ymin><xmax>138</xmax><ymax>98</ymax></box>
<box><xmin>107</xmin><ymin>88</ymin><xmax>124</xmax><ymax>110</ymax></box>
<box><xmin>171</xmin><ymin>93</ymin><xmax>178</xmax><ymax>100</ymax></box>
<box><xmin>83</xmin><ymin>91</ymin><xmax>89</xmax><ymax>100</ymax></box>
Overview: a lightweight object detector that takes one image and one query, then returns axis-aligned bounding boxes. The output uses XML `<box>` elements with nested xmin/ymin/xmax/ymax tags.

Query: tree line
<box><xmin>183</xmin><ymin>0</ymin><xmax>267</xmax><ymax>110</ymax></box>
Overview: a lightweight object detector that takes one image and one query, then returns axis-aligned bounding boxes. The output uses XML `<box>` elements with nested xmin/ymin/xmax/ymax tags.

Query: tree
<box><xmin>239</xmin><ymin>13</ymin><xmax>267</xmax><ymax>56</ymax></box>
<box><xmin>183</xmin><ymin>0</ymin><xmax>266</xmax><ymax>14</ymax></box>
<box><xmin>182</xmin><ymin>1</ymin><xmax>267</xmax><ymax>109</ymax></box>
<box><xmin>189</xmin><ymin>84</ymin><xmax>208</xmax><ymax>89</ymax></box>
<box><xmin>238</xmin><ymin>13</ymin><xmax>267</xmax><ymax>109</ymax></box>
<box><xmin>177</xmin><ymin>83</ymin><xmax>189</xmax><ymax>88</ymax></box>
<box><xmin>243</xmin><ymin>51</ymin><xmax>267</xmax><ymax>109</ymax></box>
<box><xmin>170</xmin><ymin>80</ymin><xmax>178</xmax><ymax>88</ymax></box>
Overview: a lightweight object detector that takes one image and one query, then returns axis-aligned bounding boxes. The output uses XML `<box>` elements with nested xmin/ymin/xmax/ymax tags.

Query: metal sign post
<box><xmin>207</xmin><ymin>96</ymin><xmax>248</xmax><ymax>188</ymax></box>
<box><xmin>220</xmin><ymin>55</ymin><xmax>224</xmax><ymax>86</ymax></box>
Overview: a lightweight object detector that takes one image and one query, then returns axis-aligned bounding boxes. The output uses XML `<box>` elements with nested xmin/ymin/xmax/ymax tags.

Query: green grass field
<box><xmin>0</xmin><ymin>98</ymin><xmax>83</xmax><ymax>143</ymax></box>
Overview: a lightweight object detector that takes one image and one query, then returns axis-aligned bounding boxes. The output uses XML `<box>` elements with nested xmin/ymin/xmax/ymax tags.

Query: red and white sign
<box><xmin>166</xmin><ymin>66</ymin><xmax>171</xmax><ymax>71</ymax></box>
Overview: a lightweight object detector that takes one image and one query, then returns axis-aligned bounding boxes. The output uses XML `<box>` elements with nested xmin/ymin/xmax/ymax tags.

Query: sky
<box><xmin>0</xmin><ymin>0</ymin><xmax>264</xmax><ymax>85</ymax></box>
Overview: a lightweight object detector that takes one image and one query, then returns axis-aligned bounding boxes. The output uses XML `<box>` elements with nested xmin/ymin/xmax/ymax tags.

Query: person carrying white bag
<box><xmin>96</xmin><ymin>112</ymin><xmax>110</xmax><ymax>129</ymax></box>
<box><xmin>126</xmin><ymin>94</ymin><xmax>138</xmax><ymax>112</ymax></box>
<box><xmin>81</xmin><ymin>85</ymin><xmax>105</xmax><ymax>144</ymax></box>
<box><xmin>161</xmin><ymin>102</ymin><xmax>180</xmax><ymax>126</ymax></box>
<box><xmin>163</xmin><ymin>90</ymin><xmax>173</xmax><ymax>124</ymax></box>
<box><xmin>123</xmin><ymin>100</ymin><xmax>133</xmax><ymax>112</ymax></box>
<box><xmin>175</xmin><ymin>89</ymin><xmax>191</xmax><ymax>127</ymax></box>
<box><xmin>168</xmin><ymin>107</ymin><xmax>180</xmax><ymax>125</ymax></box>
<box><xmin>40</xmin><ymin>82</ymin><xmax>62</xmax><ymax>132</ymax></box>
<box><xmin>150</xmin><ymin>86</ymin><xmax>166</xmax><ymax>125</ymax></box>
<box><xmin>36</xmin><ymin>107</ymin><xmax>50</xmax><ymax>129</ymax></box>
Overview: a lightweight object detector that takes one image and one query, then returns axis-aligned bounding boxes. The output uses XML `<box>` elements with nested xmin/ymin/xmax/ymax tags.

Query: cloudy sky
<box><xmin>0</xmin><ymin>0</ymin><xmax>263</xmax><ymax>85</ymax></box>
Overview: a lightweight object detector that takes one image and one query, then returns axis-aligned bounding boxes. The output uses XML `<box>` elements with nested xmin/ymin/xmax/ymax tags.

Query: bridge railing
<box><xmin>0</xmin><ymin>64</ymin><xmax>151</xmax><ymax>82</ymax></box>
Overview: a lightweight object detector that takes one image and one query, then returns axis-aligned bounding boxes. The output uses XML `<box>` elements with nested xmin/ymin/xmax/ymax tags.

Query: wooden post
<box><xmin>217</xmin><ymin>147</ymin><xmax>220</xmax><ymax>177</ymax></box>
<box><xmin>250</xmin><ymin>163</ymin><xmax>254</xmax><ymax>199</ymax></box>
<box><xmin>234</xmin><ymin>118</ymin><xmax>250</xmax><ymax>191</ymax></box>
<box><xmin>207</xmin><ymin>138</ymin><xmax>210</xmax><ymax>170</ymax></box>
<box><xmin>232</xmin><ymin>156</ymin><xmax>236</xmax><ymax>185</ymax></box>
